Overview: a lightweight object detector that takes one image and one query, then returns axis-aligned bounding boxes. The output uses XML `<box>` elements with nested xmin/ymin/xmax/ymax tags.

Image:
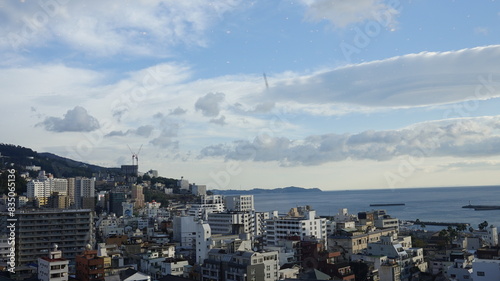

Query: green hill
<box><xmin>0</xmin><ymin>143</ymin><xmax>120</xmax><ymax>178</ymax></box>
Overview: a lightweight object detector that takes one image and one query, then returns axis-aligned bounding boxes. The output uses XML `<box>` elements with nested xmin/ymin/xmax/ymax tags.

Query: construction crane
<box><xmin>127</xmin><ymin>144</ymin><xmax>143</xmax><ymax>166</ymax></box>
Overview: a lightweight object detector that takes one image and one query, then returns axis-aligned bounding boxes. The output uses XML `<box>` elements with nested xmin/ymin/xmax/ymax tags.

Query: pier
<box><xmin>407</xmin><ymin>220</ymin><xmax>469</xmax><ymax>227</ymax></box>
<box><xmin>370</xmin><ymin>203</ymin><xmax>405</xmax><ymax>207</ymax></box>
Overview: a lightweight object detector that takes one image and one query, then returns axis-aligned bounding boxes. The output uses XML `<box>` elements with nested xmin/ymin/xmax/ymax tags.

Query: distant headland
<box><xmin>211</xmin><ymin>186</ymin><xmax>322</xmax><ymax>195</ymax></box>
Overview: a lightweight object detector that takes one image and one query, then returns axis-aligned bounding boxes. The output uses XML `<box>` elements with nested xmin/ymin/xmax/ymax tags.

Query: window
<box><xmin>477</xmin><ymin>272</ymin><xmax>485</xmax><ymax>276</ymax></box>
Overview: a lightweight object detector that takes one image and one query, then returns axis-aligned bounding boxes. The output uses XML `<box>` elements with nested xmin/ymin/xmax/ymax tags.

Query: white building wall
<box><xmin>486</xmin><ymin>226</ymin><xmax>498</xmax><ymax>246</ymax></box>
<box><xmin>225</xmin><ymin>195</ymin><xmax>254</xmax><ymax>212</ymax></box>
<box><xmin>161</xmin><ymin>260</ymin><xmax>189</xmax><ymax>276</ymax></box>
<box><xmin>473</xmin><ymin>259</ymin><xmax>500</xmax><ymax>280</ymax></box>
<box><xmin>265</xmin><ymin>210</ymin><xmax>327</xmax><ymax>246</ymax></box>
<box><xmin>173</xmin><ymin>216</ymin><xmax>199</xmax><ymax>249</ymax></box>
<box><xmin>254</xmin><ymin>211</ymin><xmax>271</xmax><ymax>237</ymax></box>
<box><xmin>196</xmin><ymin>221</ymin><xmax>212</xmax><ymax>264</ymax></box>
<box><xmin>447</xmin><ymin>259</ymin><xmax>473</xmax><ymax>281</ymax></box>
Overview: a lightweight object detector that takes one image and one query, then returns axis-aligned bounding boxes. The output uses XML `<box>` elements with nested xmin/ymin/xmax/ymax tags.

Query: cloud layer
<box><xmin>266</xmin><ymin>45</ymin><xmax>500</xmax><ymax>109</ymax></box>
<box><xmin>0</xmin><ymin>0</ymin><xmax>241</xmax><ymax>57</ymax></box>
<box><xmin>199</xmin><ymin>117</ymin><xmax>500</xmax><ymax>166</ymax></box>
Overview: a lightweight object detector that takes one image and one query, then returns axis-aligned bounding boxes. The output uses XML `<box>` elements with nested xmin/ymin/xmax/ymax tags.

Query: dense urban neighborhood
<box><xmin>1</xmin><ymin>145</ymin><xmax>500</xmax><ymax>281</ymax></box>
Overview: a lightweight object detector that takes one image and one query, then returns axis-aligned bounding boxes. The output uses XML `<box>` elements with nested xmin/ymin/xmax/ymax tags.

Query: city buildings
<box><xmin>27</xmin><ymin>172</ymin><xmax>68</xmax><ymax>206</ymax></box>
<box><xmin>76</xmin><ymin>248</ymin><xmax>111</xmax><ymax>281</ymax></box>
<box><xmin>329</xmin><ymin>227</ymin><xmax>397</xmax><ymax>259</ymax></box>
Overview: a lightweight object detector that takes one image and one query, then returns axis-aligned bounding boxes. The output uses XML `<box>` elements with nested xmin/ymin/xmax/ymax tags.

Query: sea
<box><xmin>251</xmin><ymin>185</ymin><xmax>500</xmax><ymax>231</ymax></box>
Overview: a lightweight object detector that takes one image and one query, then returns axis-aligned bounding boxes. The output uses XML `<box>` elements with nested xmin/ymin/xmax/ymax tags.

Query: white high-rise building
<box><xmin>173</xmin><ymin>216</ymin><xmax>199</xmax><ymax>249</ymax></box>
<box><xmin>196</xmin><ymin>220</ymin><xmax>212</xmax><ymax>264</ymax></box>
<box><xmin>225</xmin><ymin>195</ymin><xmax>254</xmax><ymax>212</ymax></box>
<box><xmin>265</xmin><ymin>206</ymin><xmax>327</xmax><ymax>246</ymax></box>
<box><xmin>187</xmin><ymin>195</ymin><xmax>225</xmax><ymax>219</ymax></box>
<box><xmin>27</xmin><ymin>173</ymin><xmax>68</xmax><ymax>206</ymax></box>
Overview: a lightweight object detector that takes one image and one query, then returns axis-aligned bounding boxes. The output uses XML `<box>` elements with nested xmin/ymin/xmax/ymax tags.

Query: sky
<box><xmin>1</xmin><ymin>0</ymin><xmax>500</xmax><ymax>191</ymax></box>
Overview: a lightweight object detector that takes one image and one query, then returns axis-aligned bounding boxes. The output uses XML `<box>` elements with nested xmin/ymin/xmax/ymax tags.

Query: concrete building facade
<box><xmin>224</xmin><ymin>195</ymin><xmax>254</xmax><ymax>212</ymax></box>
<box><xmin>201</xmin><ymin>249</ymin><xmax>279</xmax><ymax>281</ymax></box>
<box><xmin>2</xmin><ymin>209</ymin><xmax>93</xmax><ymax>266</ymax></box>
<box><xmin>207</xmin><ymin>211</ymin><xmax>254</xmax><ymax>235</ymax></box>
<box><xmin>38</xmin><ymin>245</ymin><xmax>69</xmax><ymax>281</ymax></box>
<box><xmin>265</xmin><ymin>206</ymin><xmax>327</xmax><ymax>247</ymax></box>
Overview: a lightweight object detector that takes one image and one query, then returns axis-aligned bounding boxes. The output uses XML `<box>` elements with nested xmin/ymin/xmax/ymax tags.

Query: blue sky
<box><xmin>2</xmin><ymin>0</ymin><xmax>500</xmax><ymax>190</ymax></box>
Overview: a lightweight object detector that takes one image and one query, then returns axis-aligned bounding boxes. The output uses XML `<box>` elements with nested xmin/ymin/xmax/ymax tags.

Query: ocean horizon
<box><xmin>251</xmin><ymin>185</ymin><xmax>500</xmax><ymax>230</ymax></box>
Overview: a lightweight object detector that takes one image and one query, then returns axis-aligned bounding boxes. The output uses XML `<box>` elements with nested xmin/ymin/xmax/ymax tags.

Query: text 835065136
<box><xmin>6</xmin><ymin>169</ymin><xmax>16</xmax><ymax>273</ymax></box>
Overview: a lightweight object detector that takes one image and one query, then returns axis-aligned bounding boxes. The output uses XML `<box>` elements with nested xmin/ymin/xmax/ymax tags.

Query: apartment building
<box><xmin>187</xmin><ymin>195</ymin><xmax>225</xmax><ymax>219</ymax></box>
<box><xmin>224</xmin><ymin>195</ymin><xmax>254</xmax><ymax>212</ymax></box>
<box><xmin>0</xmin><ymin>209</ymin><xmax>93</xmax><ymax>266</ymax></box>
<box><xmin>27</xmin><ymin>172</ymin><xmax>68</xmax><ymax>206</ymax></box>
<box><xmin>74</xmin><ymin>177</ymin><xmax>96</xmax><ymax>209</ymax></box>
<box><xmin>265</xmin><ymin>206</ymin><xmax>327</xmax><ymax>247</ymax></box>
<box><xmin>328</xmin><ymin>227</ymin><xmax>397</xmax><ymax>259</ymax></box>
<box><xmin>131</xmin><ymin>184</ymin><xmax>145</xmax><ymax>209</ymax></box>
<box><xmin>356</xmin><ymin>234</ymin><xmax>426</xmax><ymax>281</ymax></box>
<box><xmin>201</xmin><ymin>249</ymin><xmax>279</xmax><ymax>281</ymax></box>
<box><xmin>207</xmin><ymin>211</ymin><xmax>254</xmax><ymax>235</ymax></box>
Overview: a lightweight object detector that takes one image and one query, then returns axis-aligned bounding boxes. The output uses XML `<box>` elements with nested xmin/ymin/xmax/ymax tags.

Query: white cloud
<box><xmin>0</xmin><ymin>0</ymin><xmax>242</xmax><ymax>57</ymax></box>
<box><xmin>266</xmin><ymin>45</ymin><xmax>500</xmax><ymax>108</ymax></box>
<box><xmin>169</xmin><ymin>107</ymin><xmax>188</xmax><ymax>116</ymax></box>
<box><xmin>106</xmin><ymin>125</ymin><xmax>154</xmax><ymax>138</ymax></box>
<box><xmin>437</xmin><ymin>160</ymin><xmax>500</xmax><ymax>171</ymax></box>
<box><xmin>199</xmin><ymin>116</ymin><xmax>500</xmax><ymax>166</ymax></box>
<box><xmin>38</xmin><ymin>106</ymin><xmax>100</xmax><ymax>132</ymax></box>
<box><xmin>210</xmin><ymin>115</ymin><xmax>227</xmax><ymax>126</ymax></box>
<box><xmin>301</xmin><ymin>0</ymin><xmax>400</xmax><ymax>29</ymax></box>
<box><xmin>195</xmin><ymin>92</ymin><xmax>226</xmax><ymax>117</ymax></box>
